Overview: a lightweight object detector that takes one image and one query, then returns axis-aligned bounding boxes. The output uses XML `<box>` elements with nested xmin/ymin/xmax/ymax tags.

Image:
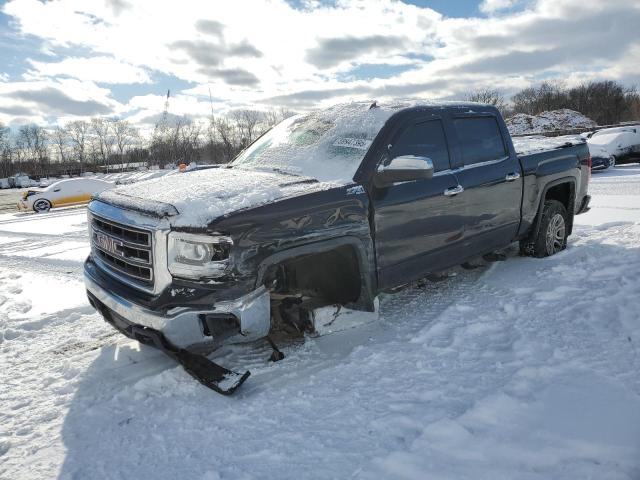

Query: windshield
<box><xmin>231</xmin><ymin>104</ymin><xmax>392</xmax><ymax>183</ymax></box>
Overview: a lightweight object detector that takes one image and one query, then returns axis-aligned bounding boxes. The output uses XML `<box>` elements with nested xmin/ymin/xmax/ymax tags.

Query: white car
<box><xmin>18</xmin><ymin>178</ymin><xmax>113</xmax><ymax>212</ymax></box>
<box><xmin>587</xmin><ymin>126</ymin><xmax>640</xmax><ymax>165</ymax></box>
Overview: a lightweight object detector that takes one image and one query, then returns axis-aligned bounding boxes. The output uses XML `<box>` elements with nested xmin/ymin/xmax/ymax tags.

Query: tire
<box><xmin>520</xmin><ymin>200</ymin><xmax>568</xmax><ymax>258</ymax></box>
<box><xmin>33</xmin><ymin>199</ymin><xmax>52</xmax><ymax>213</ymax></box>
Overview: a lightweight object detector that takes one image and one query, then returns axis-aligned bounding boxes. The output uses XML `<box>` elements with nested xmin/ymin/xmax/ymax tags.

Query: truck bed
<box><xmin>512</xmin><ymin>134</ymin><xmax>586</xmax><ymax>156</ymax></box>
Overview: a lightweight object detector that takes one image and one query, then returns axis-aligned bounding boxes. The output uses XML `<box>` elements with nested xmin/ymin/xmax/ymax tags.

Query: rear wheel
<box><xmin>520</xmin><ymin>200</ymin><xmax>568</xmax><ymax>257</ymax></box>
<box><xmin>33</xmin><ymin>199</ymin><xmax>52</xmax><ymax>213</ymax></box>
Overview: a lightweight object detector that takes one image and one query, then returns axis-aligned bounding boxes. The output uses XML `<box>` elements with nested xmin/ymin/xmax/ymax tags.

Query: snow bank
<box><xmin>507</xmin><ymin>109</ymin><xmax>597</xmax><ymax>135</ymax></box>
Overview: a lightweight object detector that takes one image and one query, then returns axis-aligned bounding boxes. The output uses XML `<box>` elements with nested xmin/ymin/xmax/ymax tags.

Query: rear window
<box><xmin>391</xmin><ymin>120</ymin><xmax>451</xmax><ymax>172</ymax></box>
<box><xmin>453</xmin><ymin>116</ymin><xmax>506</xmax><ymax>165</ymax></box>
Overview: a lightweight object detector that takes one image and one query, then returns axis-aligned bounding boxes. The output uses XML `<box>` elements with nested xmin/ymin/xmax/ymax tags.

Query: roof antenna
<box><xmin>369</xmin><ymin>100</ymin><xmax>378</xmax><ymax>110</ymax></box>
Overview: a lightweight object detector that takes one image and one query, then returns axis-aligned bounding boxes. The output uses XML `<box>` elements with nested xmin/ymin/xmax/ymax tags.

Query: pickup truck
<box><xmin>84</xmin><ymin>102</ymin><xmax>591</xmax><ymax>394</ymax></box>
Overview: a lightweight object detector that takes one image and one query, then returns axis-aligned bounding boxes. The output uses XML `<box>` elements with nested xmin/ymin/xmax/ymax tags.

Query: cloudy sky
<box><xmin>0</xmin><ymin>0</ymin><xmax>638</xmax><ymax>128</ymax></box>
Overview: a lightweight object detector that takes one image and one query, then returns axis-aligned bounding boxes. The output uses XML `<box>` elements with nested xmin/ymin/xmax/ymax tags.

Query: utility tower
<box><xmin>152</xmin><ymin>89</ymin><xmax>171</xmax><ymax>168</ymax></box>
<box><xmin>156</xmin><ymin>89</ymin><xmax>170</xmax><ymax>134</ymax></box>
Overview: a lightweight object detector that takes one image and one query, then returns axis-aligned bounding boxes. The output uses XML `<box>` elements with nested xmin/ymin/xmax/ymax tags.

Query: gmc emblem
<box><xmin>94</xmin><ymin>232</ymin><xmax>123</xmax><ymax>256</ymax></box>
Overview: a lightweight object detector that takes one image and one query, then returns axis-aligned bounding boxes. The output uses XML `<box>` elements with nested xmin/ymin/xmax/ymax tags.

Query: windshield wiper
<box><xmin>266</xmin><ymin>167</ymin><xmax>303</xmax><ymax>177</ymax></box>
<box><xmin>235</xmin><ymin>165</ymin><xmax>304</xmax><ymax>178</ymax></box>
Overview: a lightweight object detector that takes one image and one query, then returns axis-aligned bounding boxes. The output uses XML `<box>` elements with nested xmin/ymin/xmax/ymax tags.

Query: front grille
<box><xmin>91</xmin><ymin>214</ymin><xmax>154</xmax><ymax>286</ymax></box>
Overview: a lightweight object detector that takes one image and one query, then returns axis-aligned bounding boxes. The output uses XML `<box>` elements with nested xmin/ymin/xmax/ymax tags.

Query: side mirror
<box><xmin>375</xmin><ymin>155</ymin><xmax>434</xmax><ymax>186</ymax></box>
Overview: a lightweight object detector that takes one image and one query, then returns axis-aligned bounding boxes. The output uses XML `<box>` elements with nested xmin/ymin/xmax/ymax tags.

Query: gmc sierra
<box><xmin>84</xmin><ymin>102</ymin><xmax>591</xmax><ymax>394</ymax></box>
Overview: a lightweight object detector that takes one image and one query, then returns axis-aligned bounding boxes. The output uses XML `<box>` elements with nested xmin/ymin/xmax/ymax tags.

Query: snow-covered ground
<box><xmin>1</xmin><ymin>166</ymin><xmax>640</xmax><ymax>479</ymax></box>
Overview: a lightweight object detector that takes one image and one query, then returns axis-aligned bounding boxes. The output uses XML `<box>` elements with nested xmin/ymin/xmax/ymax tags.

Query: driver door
<box><xmin>371</xmin><ymin>115</ymin><xmax>466</xmax><ymax>289</ymax></box>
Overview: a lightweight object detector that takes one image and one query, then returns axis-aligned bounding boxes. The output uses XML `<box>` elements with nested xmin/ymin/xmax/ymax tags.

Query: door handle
<box><xmin>444</xmin><ymin>185</ymin><xmax>464</xmax><ymax>196</ymax></box>
<box><xmin>505</xmin><ymin>172</ymin><xmax>521</xmax><ymax>181</ymax></box>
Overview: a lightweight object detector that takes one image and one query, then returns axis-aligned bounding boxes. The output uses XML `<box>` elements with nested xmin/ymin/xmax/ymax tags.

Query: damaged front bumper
<box><xmin>86</xmin><ymin>287</ymin><xmax>251</xmax><ymax>395</ymax></box>
<box><xmin>85</xmin><ymin>264</ymin><xmax>272</xmax><ymax>394</ymax></box>
<box><xmin>84</xmin><ymin>264</ymin><xmax>271</xmax><ymax>351</ymax></box>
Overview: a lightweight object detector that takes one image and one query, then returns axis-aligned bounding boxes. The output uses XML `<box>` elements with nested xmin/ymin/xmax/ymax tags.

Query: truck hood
<box><xmin>96</xmin><ymin>167</ymin><xmax>342</xmax><ymax>227</ymax></box>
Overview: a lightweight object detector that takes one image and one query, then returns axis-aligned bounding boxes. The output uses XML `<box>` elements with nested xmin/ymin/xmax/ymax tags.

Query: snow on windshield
<box><xmin>231</xmin><ymin>103</ymin><xmax>396</xmax><ymax>183</ymax></box>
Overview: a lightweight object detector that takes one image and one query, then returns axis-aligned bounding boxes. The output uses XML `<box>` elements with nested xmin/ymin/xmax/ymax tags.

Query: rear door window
<box><xmin>453</xmin><ymin>116</ymin><xmax>507</xmax><ymax>166</ymax></box>
<box><xmin>392</xmin><ymin>120</ymin><xmax>451</xmax><ymax>172</ymax></box>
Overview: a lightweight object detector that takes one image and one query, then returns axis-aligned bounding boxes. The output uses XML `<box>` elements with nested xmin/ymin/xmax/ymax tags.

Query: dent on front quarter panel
<box><xmin>213</xmin><ymin>184</ymin><xmax>376</xmax><ymax>305</ymax></box>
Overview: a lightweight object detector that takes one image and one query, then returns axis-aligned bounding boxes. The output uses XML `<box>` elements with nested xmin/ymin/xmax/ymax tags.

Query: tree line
<box><xmin>1</xmin><ymin>80</ymin><xmax>638</xmax><ymax>179</ymax></box>
<box><xmin>467</xmin><ymin>80</ymin><xmax>640</xmax><ymax>125</ymax></box>
<box><xmin>0</xmin><ymin>107</ymin><xmax>294</xmax><ymax>179</ymax></box>
<box><xmin>0</xmin><ymin>118</ymin><xmax>143</xmax><ymax>179</ymax></box>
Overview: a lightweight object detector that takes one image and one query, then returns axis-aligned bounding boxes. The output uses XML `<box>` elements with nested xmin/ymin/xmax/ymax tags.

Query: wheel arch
<box><xmin>255</xmin><ymin>236</ymin><xmax>377</xmax><ymax>312</ymax></box>
<box><xmin>531</xmin><ymin>177</ymin><xmax>576</xmax><ymax>239</ymax></box>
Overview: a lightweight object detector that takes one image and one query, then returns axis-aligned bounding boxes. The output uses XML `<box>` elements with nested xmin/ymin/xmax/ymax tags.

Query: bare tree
<box><xmin>91</xmin><ymin>118</ymin><xmax>117</xmax><ymax>172</ymax></box>
<box><xmin>52</xmin><ymin>126</ymin><xmax>69</xmax><ymax>164</ymax></box>
<box><xmin>179</xmin><ymin>120</ymin><xmax>203</xmax><ymax>163</ymax></box>
<box><xmin>466</xmin><ymin>88</ymin><xmax>507</xmax><ymax>114</ymax></box>
<box><xmin>264</xmin><ymin>107</ymin><xmax>296</xmax><ymax>128</ymax></box>
<box><xmin>215</xmin><ymin>116</ymin><xmax>239</xmax><ymax>162</ymax></box>
<box><xmin>511</xmin><ymin>81</ymin><xmax>567</xmax><ymax>115</ymax></box>
<box><xmin>67</xmin><ymin>120</ymin><xmax>89</xmax><ymax>173</ymax></box>
<box><xmin>112</xmin><ymin>119</ymin><xmax>139</xmax><ymax>162</ymax></box>
<box><xmin>511</xmin><ymin>80</ymin><xmax>640</xmax><ymax>124</ymax></box>
<box><xmin>0</xmin><ymin>122</ymin><xmax>11</xmax><ymax>178</ymax></box>
<box><xmin>17</xmin><ymin>125</ymin><xmax>48</xmax><ymax>177</ymax></box>
<box><xmin>231</xmin><ymin>109</ymin><xmax>263</xmax><ymax>147</ymax></box>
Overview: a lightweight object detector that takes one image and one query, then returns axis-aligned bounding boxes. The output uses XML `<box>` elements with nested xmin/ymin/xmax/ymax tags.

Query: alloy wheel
<box><xmin>545</xmin><ymin>213</ymin><xmax>565</xmax><ymax>254</ymax></box>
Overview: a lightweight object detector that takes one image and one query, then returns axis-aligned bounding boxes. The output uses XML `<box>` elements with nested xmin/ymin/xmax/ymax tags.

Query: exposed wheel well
<box><xmin>545</xmin><ymin>182</ymin><xmax>573</xmax><ymax>211</ymax></box>
<box><xmin>263</xmin><ymin>245</ymin><xmax>362</xmax><ymax>306</ymax></box>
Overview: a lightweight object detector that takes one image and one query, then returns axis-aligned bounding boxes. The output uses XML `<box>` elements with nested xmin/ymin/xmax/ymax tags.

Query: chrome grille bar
<box><xmin>90</xmin><ymin>213</ymin><xmax>154</xmax><ymax>286</ymax></box>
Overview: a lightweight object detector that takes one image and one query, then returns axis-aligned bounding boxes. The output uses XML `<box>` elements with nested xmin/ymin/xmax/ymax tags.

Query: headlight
<box><xmin>167</xmin><ymin>232</ymin><xmax>233</xmax><ymax>279</ymax></box>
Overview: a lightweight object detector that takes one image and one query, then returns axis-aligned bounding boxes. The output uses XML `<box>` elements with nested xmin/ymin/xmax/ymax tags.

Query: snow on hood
<box><xmin>97</xmin><ymin>167</ymin><xmax>339</xmax><ymax>226</ymax></box>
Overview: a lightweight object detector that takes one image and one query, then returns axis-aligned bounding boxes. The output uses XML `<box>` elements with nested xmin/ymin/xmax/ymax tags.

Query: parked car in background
<box><xmin>38</xmin><ymin>177</ymin><xmax>58</xmax><ymax>187</ymax></box>
<box><xmin>18</xmin><ymin>178</ymin><xmax>113</xmax><ymax>212</ymax></box>
<box><xmin>588</xmin><ymin>144</ymin><xmax>615</xmax><ymax>170</ymax></box>
<box><xmin>8</xmin><ymin>174</ymin><xmax>32</xmax><ymax>188</ymax></box>
<box><xmin>0</xmin><ymin>178</ymin><xmax>9</xmax><ymax>189</ymax></box>
<box><xmin>588</xmin><ymin>126</ymin><xmax>640</xmax><ymax>165</ymax></box>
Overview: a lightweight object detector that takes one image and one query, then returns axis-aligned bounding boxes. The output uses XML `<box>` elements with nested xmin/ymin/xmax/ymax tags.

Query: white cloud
<box><xmin>25</xmin><ymin>57</ymin><xmax>152</xmax><ymax>84</ymax></box>
<box><xmin>479</xmin><ymin>0</ymin><xmax>519</xmax><ymax>14</ymax></box>
<box><xmin>1</xmin><ymin>0</ymin><xmax>638</xmax><ymax>126</ymax></box>
<box><xmin>0</xmin><ymin>78</ymin><xmax>123</xmax><ymax>126</ymax></box>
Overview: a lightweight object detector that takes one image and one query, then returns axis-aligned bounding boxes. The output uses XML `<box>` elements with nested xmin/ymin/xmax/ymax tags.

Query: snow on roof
<box><xmin>592</xmin><ymin>126</ymin><xmax>638</xmax><ymax>136</ymax></box>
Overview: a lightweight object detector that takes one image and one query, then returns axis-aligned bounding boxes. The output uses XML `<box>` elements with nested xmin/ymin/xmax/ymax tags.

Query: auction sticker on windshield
<box><xmin>333</xmin><ymin>137</ymin><xmax>373</xmax><ymax>150</ymax></box>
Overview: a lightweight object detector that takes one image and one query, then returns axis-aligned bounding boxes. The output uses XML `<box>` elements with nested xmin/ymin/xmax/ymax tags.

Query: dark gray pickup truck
<box><xmin>84</xmin><ymin>102</ymin><xmax>591</xmax><ymax>393</ymax></box>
